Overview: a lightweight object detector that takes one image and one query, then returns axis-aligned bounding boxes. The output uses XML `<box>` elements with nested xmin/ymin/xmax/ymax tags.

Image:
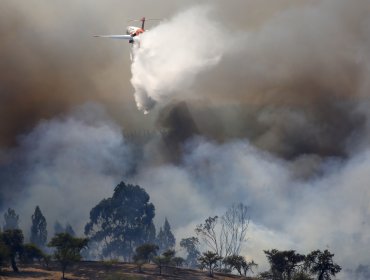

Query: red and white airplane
<box><xmin>94</xmin><ymin>17</ymin><xmax>159</xmax><ymax>46</ymax></box>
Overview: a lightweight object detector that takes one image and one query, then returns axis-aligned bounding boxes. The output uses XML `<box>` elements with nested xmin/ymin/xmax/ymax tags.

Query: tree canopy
<box><xmin>264</xmin><ymin>249</ymin><xmax>306</xmax><ymax>280</ymax></box>
<box><xmin>84</xmin><ymin>181</ymin><xmax>156</xmax><ymax>260</ymax></box>
<box><xmin>48</xmin><ymin>233</ymin><xmax>88</xmax><ymax>279</ymax></box>
<box><xmin>198</xmin><ymin>251</ymin><xmax>223</xmax><ymax>277</ymax></box>
<box><xmin>305</xmin><ymin>250</ymin><xmax>341</xmax><ymax>280</ymax></box>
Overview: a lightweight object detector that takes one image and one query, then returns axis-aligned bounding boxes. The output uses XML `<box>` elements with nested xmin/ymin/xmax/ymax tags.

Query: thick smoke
<box><xmin>1</xmin><ymin>0</ymin><xmax>370</xmax><ymax>277</ymax></box>
<box><xmin>131</xmin><ymin>7</ymin><xmax>227</xmax><ymax>113</ymax></box>
<box><xmin>131</xmin><ymin>0</ymin><xmax>370</xmax><ymax>158</ymax></box>
<box><xmin>6</xmin><ymin>104</ymin><xmax>133</xmax><ymax>235</ymax></box>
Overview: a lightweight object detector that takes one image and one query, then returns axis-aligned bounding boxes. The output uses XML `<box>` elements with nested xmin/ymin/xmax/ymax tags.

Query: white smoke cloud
<box><xmin>135</xmin><ymin>138</ymin><xmax>370</xmax><ymax>272</ymax></box>
<box><xmin>130</xmin><ymin>6</ymin><xmax>228</xmax><ymax>113</ymax></box>
<box><xmin>13</xmin><ymin>104</ymin><xmax>133</xmax><ymax>236</ymax></box>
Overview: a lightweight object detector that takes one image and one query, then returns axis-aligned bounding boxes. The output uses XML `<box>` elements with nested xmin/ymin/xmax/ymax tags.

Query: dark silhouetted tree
<box><xmin>199</xmin><ymin>251</ymin><xmax>223</xmax><ymax>277</ymax></box>
<box><xmin>21</xmin><ymin>243</ymin><xmax>44</xmax><ymax>264</ymax></box>
<box><xmin>1</xmin><ymin>229</ymin><xmax>24</xmax><ymax>272</ymax></box>
<box><xmin>134</xmin><ymin>243</ymin><xmax>159</xmax><ymax>263</ymax></box>
<box><xmin>48</xmin><ymin>233</ymin><xmax>88</xmax><ymax>279</ymax></box>
<box><xmin>264</xmin><ymin>249</ymin><xmax>306</xmax><ymax>280</ymax></box>
<box><xmin>157</xmin><ymin>218</ymin><xmax>175</xmax><ymax>253</ymax></box>
<box><xmin>30</xmin><ymin>206</ymin><xmax>47</xmax><ymax>248</ymax></box>
<box><xmin>223</xmin><ymin>254</ymin><xmax>258</xmax><ymax>276</ymax></box>
<box><xmin>152</xmin><ymin>249</ymin><xmax>175</xmax><ymax>275</ymax></box>
<box><xmin>305</xmin><ymin>250</ymin><xmax>341</xmax><ymax>280</ymax></box>
<box><xmin>3</xmin><ymin>208</ymin><xmax>19</xmax><ymax>230</ymax></box>
<box><xmin>180</xmin><ymin>236</ymin><xmax>200</xmax><ymax>268</ymax></box>
<box><xmin>85</xmin><ymin>182</ymin><xmax>156</xmax><ymax>260</ymax></box>
<box><xmin>173</xmin><ymin>256</ymin><xmax>185</xmax><ymax>267</ymax></box>
<box><xmin>0</xmin><ymin>236</ymin><xmax>10</xmax><ymax>270</ymax></box>
<box><xmin>133</xmin><ymin>243</ymin><xmax>158</xmax><ymax>272</ymax></box>
<box><xmin>153</xmin><ymin>255</ymin><xmax>168</xmax><ymax>275</ymax></box>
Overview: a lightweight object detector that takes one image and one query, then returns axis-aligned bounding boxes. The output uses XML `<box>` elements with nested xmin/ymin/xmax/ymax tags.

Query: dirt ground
<box><xmin>0</xmin><ymin>262</ymin><xmax>256</xmax><ymax>280</ymax></box>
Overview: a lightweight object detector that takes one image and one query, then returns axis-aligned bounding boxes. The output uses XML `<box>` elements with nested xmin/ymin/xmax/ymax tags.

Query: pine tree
<box><xmin>157</xmin><ymin>218</ymin><xmax>175</xmax><ymax>252</ymax></box>
<box><xmin>30</xmin><ymin>206</ymin><xmax>47</xmax><ymax>247</ymax></box>
<box><xmin>3</xmin><ymin>208</ymin><xmax>19</xmax><ymax>230</ymax></box>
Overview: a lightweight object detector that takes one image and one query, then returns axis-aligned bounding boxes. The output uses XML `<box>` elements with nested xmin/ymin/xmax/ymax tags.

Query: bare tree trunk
<box><xmin>10</xmin><ymin>256</ymin><xmax>19</xmax><ymax>272</ymax></box>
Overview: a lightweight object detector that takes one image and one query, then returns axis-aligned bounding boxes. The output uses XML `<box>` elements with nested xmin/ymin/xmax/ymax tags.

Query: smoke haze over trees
<box><xmin>1</xmin><ymin>0</ymin><xmax>370</xmax><ymax>278</ymax></box>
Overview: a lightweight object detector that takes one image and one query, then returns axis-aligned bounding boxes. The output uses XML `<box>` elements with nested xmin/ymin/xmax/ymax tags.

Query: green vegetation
<box><xmin>198</xmin><ymin>251</ymin><xmax>223</xmax><ymax>277</ymax></box>
<box><xmin>133</xmin><ymin>243</ymin><xmax>158</xmax><ymax>272</ymax></box>
<box><xmin>21</xmin><ymin>243</ymin><xmax>44</xmax><ymax>264</ymax></box>
<box><xmin>48</xmin><ymin>232</ymin><xmax>88</xmax><ymax>279</ymax></box>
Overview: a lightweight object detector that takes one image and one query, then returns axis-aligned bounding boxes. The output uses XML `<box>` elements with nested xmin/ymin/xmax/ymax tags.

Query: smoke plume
<box><xmin>1</xmin><ymin>0</ymin><xmax>370</xmax><ymax>277</ymax></box>
<box><xmin>130</xmin><ymin>6</ymin><xmax>227</xmax><ymax>113</ymax></box>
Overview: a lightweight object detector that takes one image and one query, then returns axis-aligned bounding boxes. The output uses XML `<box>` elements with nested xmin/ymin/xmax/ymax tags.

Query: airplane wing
<box><xmin>93</xmin><ymin>35</ymin><xmax>133</xmax><ymax>40</ymax></box>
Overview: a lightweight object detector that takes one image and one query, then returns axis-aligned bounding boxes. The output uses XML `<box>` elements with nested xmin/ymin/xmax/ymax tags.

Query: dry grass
<box><xmin>0</xmin><ymin>261</ymin><xmax>257</xmax><ymax>280</ymax></box>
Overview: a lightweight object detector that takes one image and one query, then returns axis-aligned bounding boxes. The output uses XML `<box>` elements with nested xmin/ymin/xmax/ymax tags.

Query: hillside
<box><xmin>0</xmin><ymin>261</ymin><xmax>257</xmax><ymax>280</ymax></box>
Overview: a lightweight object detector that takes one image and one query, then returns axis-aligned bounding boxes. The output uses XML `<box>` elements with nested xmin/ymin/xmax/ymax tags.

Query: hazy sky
<box><xmin>1</xmin><ymin>0</ymin><xmax>370</xmax><ymax>277</ymax></box>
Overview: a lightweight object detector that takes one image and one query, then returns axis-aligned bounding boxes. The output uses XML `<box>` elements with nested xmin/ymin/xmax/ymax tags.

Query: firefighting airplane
<box><xmin>93</xmin><ymin>17</ymin><xmax>159</xmax><ymax>46</ymax></box>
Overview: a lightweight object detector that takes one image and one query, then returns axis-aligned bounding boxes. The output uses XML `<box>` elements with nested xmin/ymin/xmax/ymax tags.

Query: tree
<box><xmin>220</xmin><ymin>203</ymin><xmax>249</xmax><ymax>258</ymax></box>
<box><xmin>173</xmin><ymin>256</ymin><xmax>185</xmax><ymax>267</ymax></box>
<box><xmin>48</xmin><ymin>233</ymin><xmax>88</xmax><ymax>279</ymax></box>
<box><xmin>0</xmin><ymin>237</ymin><xmax>10</xmax><ymax>271</ymax></box>
<box><xmin>3</xmin><ymin>208</ymin><xmax>19</xmax><ymax>230</ymax></box>
<box><xmin>180</xmin><ymin>237</ymin><xmax>200</xmax><ymax>268</ymax></box>
<box><xmin>85</xmin><ymin>182</ymin><xmax>156</xmax><ymax>260</ymax></box>
<box><xmin>223</xmin><ymin>254</ymin><xmax>258</xmax><ymax>276</ymax></box>
<box><xmin>152</xmin><ymin>249</ymin><xmax>176</xmax><ymax>275</ymax></box>
<box><xmin>305</xmin><ymin>250</ymin><xmax>341</xmax><ymax>280</ymax></box>
<box><xmin>292</xmin><ymin>271</ymin><xmax>314</xmax><ymax>280</ymax></box>
<box><xmin>198</xmin><ymin>251</ymin><xmax>223</xmax><ymax>277</ymax></box>
<box><xmin>195</xmin><ymin>203</ymin><xmax>249</xmax><ymax>264</ymax></box>
<box><xmin>21</xmin><ymin>243</ymin><xmax>44</xmax><ymax>264</ymax></box>
<box><xmin>1</xmin><ymin>229</ymin><xmax>24</xmax><ymax>272</ymax></box>
<box><xmin>30</xmin><ymin>206</ymin><xmax>47</xmax><ymax>248</ymax></box>
<box><xmin>196</xmin><ymin>216</ymin><xmax>218</xmax><ymax>253</ymax></box>
<box><xmin>133</xmin><ymin>243</ymin><xmax>159</xmax><ymax>263</ymax></box>
<box><xmin>157</xmin><ymin>218</ymin><xmax>175</xmax><ymax>253</ymax></box>
<box><xmin>264</xmin><ymin>249</ymin><xmax>306</xmax><ymax>280</ymax></box>
<box><xmin>153</xmin><ymin>255</ymin><xmax>168</xmax><ymax>275</ymax></box>
<box><xmin>133</xmin><ymin>243</ymin><xmax>158</xmax><ymax>272</ymax></box>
